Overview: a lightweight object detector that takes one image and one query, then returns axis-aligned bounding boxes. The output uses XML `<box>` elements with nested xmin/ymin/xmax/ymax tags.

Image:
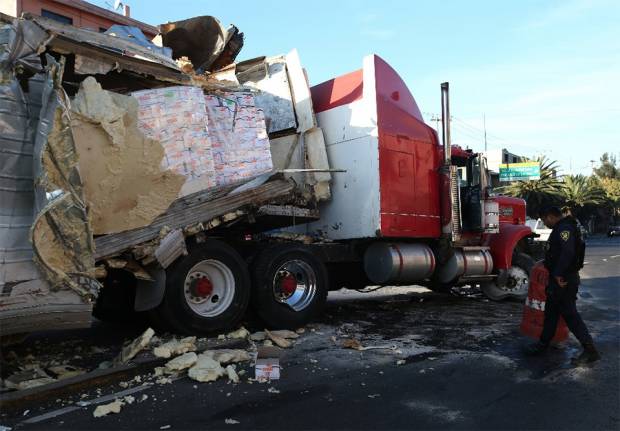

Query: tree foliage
<box><xmin>593</xmin><ymin>152</ymin><xmax>619</xmax><ymax>179</ymax></box>
<box><xmin>559</xmin><ymin>174</ymin><xmax>606</xmax><ymax>217</ymax></box>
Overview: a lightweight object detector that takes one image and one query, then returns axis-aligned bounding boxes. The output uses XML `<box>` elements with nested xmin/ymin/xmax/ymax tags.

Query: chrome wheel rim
<box><xmin>503</xmin><ymin>266</ymin><xmax>530</xmax><ymax>296</ymax></box>
<box><xmin>272</xmin><ymin>260</ymin><xmax>317</xmax><ymax>312</ymax></box>
<box><xmin>184</xmin><ymin>259</ymin><xmax>235</xmax><ymax>317</ymax></box>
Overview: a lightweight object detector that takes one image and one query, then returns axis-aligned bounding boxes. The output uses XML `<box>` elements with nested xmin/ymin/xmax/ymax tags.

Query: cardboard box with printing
<box><xmin>133</xmin><ymin>86</ymin><xmax>216</xmax><ymax>196</ymax></box>
<box><xmin>205</xmin><ymin>92</ymin><xmax>273</xmax><ymax>186</ymax></box>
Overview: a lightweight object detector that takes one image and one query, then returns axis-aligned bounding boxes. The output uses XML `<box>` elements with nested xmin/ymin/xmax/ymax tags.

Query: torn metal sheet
<box><xmin>160</xmin><ymin>16</ymin><xmax>243</xmax><ymax>73</ymax></box>
<box><xmin>236</xmin><ymin>56</ymin><xmax>297</xmax><ymax>135</ymax></box>
<box><xmin>31</xmin><ymin>56</ymin><xmax>99</xmax><ymax>300</ymax></box>
<box><xmin>70</xmin><ymin>77</ymin><xmax>185</xmax><ymax>235</ymax></box>
<box><xmin>1</xmin><ymin>23</ymin><xmax>95</xmax><ymax>335</ymax></box>
<box><xmin>104</xmin><ymin>25</ymin><xmax>172</xmax><ymax>58</ymax></box>
<box><xmin>24</xmin><ymin>13</ymin><xmax>179</xmax><ymax>70</ymax></box>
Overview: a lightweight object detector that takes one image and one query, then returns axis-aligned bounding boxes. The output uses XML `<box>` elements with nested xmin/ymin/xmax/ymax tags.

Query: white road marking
<box><xmin>21</xmin><ymin>379</ymin><xmax>170</xmax><ymax>424</ymax></box>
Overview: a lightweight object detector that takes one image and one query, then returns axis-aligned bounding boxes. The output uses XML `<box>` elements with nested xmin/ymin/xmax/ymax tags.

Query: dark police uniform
<box><xmin>540</xmin><ymin>216</ymin><xmax>593</xmax><ymax>346</ymax></box>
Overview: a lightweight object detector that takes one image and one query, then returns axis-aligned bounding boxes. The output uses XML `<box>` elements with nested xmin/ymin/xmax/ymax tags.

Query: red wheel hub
<box><xmin>280</xmin><ymin>274</ymin><xmax>297</xmax><ymax>296</ymax></box>
<box><xmin>194</xmin><ymin>277</ymin><xmax>213</xmax><ymax>297</ymax></box>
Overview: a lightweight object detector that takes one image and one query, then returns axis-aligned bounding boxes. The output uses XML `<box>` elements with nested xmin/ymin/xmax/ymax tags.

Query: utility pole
<box><xmin>483</xmin><ymin>113</ymin><xmax>487</xmax><ymax>153</ymax></box>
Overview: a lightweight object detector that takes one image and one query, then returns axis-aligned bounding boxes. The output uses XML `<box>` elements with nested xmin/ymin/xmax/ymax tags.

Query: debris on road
<box><xmin>4</xmin><ymin>368</ymin><xmax>56</xmax><ymax>391</ymax></box>
<box><xmin>396</xmin><ymin>360</ymin><xmax>406</xmax><ymax>366</ymax></box>
<box><xmin>225</xmin><ymin>418</ymin><xmax>240</xmax><ymax>425</ymax></box>
<box><xmin>265</xmin><ymin>329</ymin><xmax>292</xmax><ymax>348</ymax></box>
<box><xmin>203</xmin><ymin>349</ymin><xmax>251</xmax><ymax>365</ymax></box>
<box><xmin>267</xmin><ymin>387</ymin><xmax>280</xmax><ymax>394</ymax></box>
<box><xmin>153</xmin><ymin>337</ymin><xmax>197</xmax><ymax>359</ymax></box>
<box><xmin>188</xmin><ymin>355</ymin><xmax>226</xmax><ymax>383</ymax></box>
<box><xmin>93</xmin><ymin>399</ymin><xmax>123</xmax><ymax>417</ymax></box>
<box><xmin>226</xmin><ymin>327</ymin><xmax>250</xmax><ymax>340</ymax></box>
<box><xmin>165</xmin><ymin>352</ymin><xmax>198</xmax><ymax>372</ymax></box>
<box><xmin>255</xmin><ymin>346</ymin><xmax>282</xmax><ymax>381</ymax></box>
<box><xmin>113</xmin><ymin>328</ymin><xmax>155</xmax><ymax>365</ymax></box>
<box><xmin>47</xmin><ymin>365</ymin><xmax>86</xmax><ymax>380</ymax></box>
<box><xmin>250</xmin><ymin>331</ymin><xmax>266</xmax><ymax>341</ymax></box>
<box><xmin>226</xmin><ymin>365</ymin><xmax>240</xmax><ymax>383</ymax></box>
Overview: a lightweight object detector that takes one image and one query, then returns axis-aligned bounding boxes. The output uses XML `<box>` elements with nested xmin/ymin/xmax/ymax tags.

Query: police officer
<box><xmin>526</xmin><ymin>206</ymin><xmax>601</xmax><ymax>364</ymax></box>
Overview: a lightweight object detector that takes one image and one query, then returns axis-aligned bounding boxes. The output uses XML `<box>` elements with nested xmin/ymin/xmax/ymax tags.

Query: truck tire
<box><xmin>157</xmin><ymin>240</ymin><xmax>250</xmax><ymax>335</ymax></box>
<box><xmin>481</xmin><ymin>252</ymin><xmax>534</xmax><ymax>301</ymax></box>
<box><xmin>252</xmin><ymin>245</ymin><xmax>328</xmax><ymax>329</ymax></box>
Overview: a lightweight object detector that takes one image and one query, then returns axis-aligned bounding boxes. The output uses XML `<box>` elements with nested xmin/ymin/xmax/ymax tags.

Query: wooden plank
<box><xmin>94</xmin><ymin>179</ymin><xmax>295</xmax><ymax>259</ymax></box>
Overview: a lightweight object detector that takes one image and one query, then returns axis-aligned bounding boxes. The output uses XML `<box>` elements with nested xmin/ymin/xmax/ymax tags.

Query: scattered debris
<box><xmin>203</xmin><ymin>349</ymin><xmax>251</xmax><ymax>365</ymax></box>
<box><xmin>265</xmin><ymin>329</ymin><xmax>292</xmax><ymax>348</ymax></box>
<box><xmin>256</xmin><ymin>346</ymin><xmax>281</xmax><ymax>381</ymax></box>
<box><xmin>153</xmin><ymin>336</ymin><xmax>197</xmax><ymax>358</ymax></box>
<box><xmin>165</xmin><ymin>352</ymin><xmax>198</xmax><ymax>372</ymax></box>
<box><xmin>226</xmin><ymin>327</ymin><xmax>250</xmax><ymax>339</ymax></box>
<box><xmin>226</xmin><ymin>365</ymin><xmax>240</xmax><ymax>383</ymax></box>
<box><xmin>342</xmin><ymin>338</ymin><xmax>363</xmax><ymax>350</ymax></box>
<box><xmin>160</xmin><ymin>426</ymin><xmax>171</xmax><ymax>430</ymax></box>
<box><xmin>48</xmin><ymin>365</ymin><xmax>85</xmax><ymax>380</ymax></box>
<box><xmin>123</xmin><ymin>395</ymin><xmax>136</xmax><ymax>405</ymax></box>
<box><xmin>4</xmin><ymin>369</ymin><xmax>56</xmax><ymax>391</ymax></box>
<box><xmin>269</xmin><ymin>330</ymin><xmax>299</xmax><ymax>340</ymax></box>
<box><xmin>295</xmin><ymin>328</ymin><xmax>305</xmax><ymax>334</ymax></box>
<box><xmin>250</xmin><ymin>331</ymin><xmax>267</xmax><ymax>341</ymax></box>
<box><xmin>396</xmin><ymin>360</ymin><xmax>406</xmax><ymax>366</ymax></box>
<box><xmin>93</xmin><ymin>399</ymin><xmax>123</xmax><ymax>417</ymax></box>
<box><xmin>341</xmin><ymin>339</ymin><xmax>397</xmax><ymax>352</ymax></box>
<box><xmin>188</xmin><ymin>355</ymin><xmax>225</xmax><ymax>382</ymax></box>
<box><xmin>267</xmin><ymin>387</ymin><xmax>280</xmax><ymax>394</ymax></box>
<box><xmin>113</xmin><ymin>328</ymin><xmax>155</xmax><ymax>365</ymax></box>
<box><xmin>225</xmin><ymin>418</ymin><xmax>240</xmax><ymax>425</ymax></box>
<box><xmin>368</xmin><ymin>394</ymin><xmax>381</xmax><ymax>399</ymax></box>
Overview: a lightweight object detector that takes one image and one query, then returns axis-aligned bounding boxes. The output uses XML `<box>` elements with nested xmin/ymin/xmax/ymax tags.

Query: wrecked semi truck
<box><xmin>0</xmin><ymin>13</ymin><xmax>535</xmax><ymax>338</ymax></box>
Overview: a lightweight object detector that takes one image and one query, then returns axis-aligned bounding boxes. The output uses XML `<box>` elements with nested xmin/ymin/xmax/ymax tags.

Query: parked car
<box><xmin>526</xmin><ymin>218</ymin><xmax>552</xmax><ymax>242</ymax></box>
<box><xmin>608</xmin><ymin>226</ymin><xmax>620</xmax><ymax>237</ymax></box>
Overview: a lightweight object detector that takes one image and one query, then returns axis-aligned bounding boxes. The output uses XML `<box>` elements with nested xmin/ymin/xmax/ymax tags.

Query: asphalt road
<box><xmin>2</xmin><ymin>236</ymin><xmax>619</xmax><ymax>430</ymax></box>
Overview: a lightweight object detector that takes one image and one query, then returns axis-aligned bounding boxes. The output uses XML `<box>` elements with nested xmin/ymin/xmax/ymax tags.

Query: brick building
<box><xmin>0</xmin><ymin>0</ymin><xmax>157</xmax><ymax>37</ymax></box>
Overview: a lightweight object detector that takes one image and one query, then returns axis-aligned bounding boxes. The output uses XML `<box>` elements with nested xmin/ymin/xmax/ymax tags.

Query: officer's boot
<box><xmin>524</xmin><ymin>341</ymin><xmax>549</xmax><ymax>356</ymax></box>
<box><xmin>571</xmin><ymin>343</ymin><xmax>601</xmax><ymax>365</ymax></box>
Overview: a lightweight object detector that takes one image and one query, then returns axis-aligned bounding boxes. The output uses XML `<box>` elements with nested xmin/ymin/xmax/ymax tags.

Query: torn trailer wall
<box><xmin>0</xmin><ymin>22</ymin><xmax>98</xmax><ymax>336</ymax></box>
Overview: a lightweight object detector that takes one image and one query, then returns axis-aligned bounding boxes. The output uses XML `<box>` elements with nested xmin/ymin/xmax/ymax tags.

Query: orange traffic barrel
<box><xmin>520</xmin><ymin>262</ymin><xmax>569</xmax><ymax>343</ymax></box>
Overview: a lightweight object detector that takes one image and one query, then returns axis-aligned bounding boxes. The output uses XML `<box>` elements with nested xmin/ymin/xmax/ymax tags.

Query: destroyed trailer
<box><xmin>1</xmin><ymin>13</ymin><xmax>537</xmax><ymax>338</ymax></box>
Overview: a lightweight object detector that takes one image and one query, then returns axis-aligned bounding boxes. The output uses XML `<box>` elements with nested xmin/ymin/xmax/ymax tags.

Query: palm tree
<box><xmin>560</xmin><ymin>174</ymin><xmax>607</xmax><ymax>218</ymax></box>
<box><xmin>499</xmin><ymin>155</ymin><xmax>564</xmax><ymax>218</ymax></box>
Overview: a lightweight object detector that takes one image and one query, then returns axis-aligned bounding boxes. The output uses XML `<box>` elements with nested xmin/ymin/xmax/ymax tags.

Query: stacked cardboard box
<box><xmin>132</xmin><ymin>86</ymin><xmax>216</xmax><ymax>193</ymax></box>
<box><xmin>205</xmin><ymin>92</ymin><xmax>273</xmax><ymax>186</ymax></box>
<box><xmin>133</xmin><ymin>86</ymin><xmax>273</xmax><ymax>192</ymax></box>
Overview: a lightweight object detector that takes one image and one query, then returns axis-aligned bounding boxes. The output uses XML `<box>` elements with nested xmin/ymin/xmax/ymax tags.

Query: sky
<box><xmin>93</xmin><ymin>0</ymin><xmax>619</xmax><ymax>176</ymax></box>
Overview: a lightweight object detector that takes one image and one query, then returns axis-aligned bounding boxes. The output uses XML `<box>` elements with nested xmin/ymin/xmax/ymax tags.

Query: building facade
<box><xmin>1</xmin><ymin>0</ymin><xmax>157</xmax><ymax>38</ymax></box>
<box><xmin>483</xmin><ymin>148</ymin><xmax>527</xmax><ymax>187</ymax></box>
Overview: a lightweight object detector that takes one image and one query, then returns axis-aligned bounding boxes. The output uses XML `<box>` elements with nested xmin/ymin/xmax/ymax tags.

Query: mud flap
<box><xmin>134</xmin><ymin>265</ymin><xmax>166</xmax><ymax>312</ymax></box>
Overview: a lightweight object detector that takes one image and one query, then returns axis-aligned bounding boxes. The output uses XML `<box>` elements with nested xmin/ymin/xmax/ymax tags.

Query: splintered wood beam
<box><xmin>94</xmin><ymin>179</ymin><xmax>295</xmax><ymax>259</ymax></box>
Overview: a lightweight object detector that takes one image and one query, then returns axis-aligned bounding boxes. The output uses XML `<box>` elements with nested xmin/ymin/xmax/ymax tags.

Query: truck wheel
<box><xmin>252</xmin><ymin>245</ymin><xmax>328</xmax><ymax>329</ymax></box>
<box><xmin>157</xmin><ymin>240</ymin><xmax>250</xmax><ymax>335</ymax></box>
<box><xmin>481</xmin><ymin>252</ymin><xmax>534</xmax><ymax>301</ymax></box>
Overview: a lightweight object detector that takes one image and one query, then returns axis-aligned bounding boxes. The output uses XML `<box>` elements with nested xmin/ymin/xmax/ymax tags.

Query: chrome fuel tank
<box><xmin>364</xmin><ymin>243</ymin><xmax>436</xmax><ymax>284</ymax></box>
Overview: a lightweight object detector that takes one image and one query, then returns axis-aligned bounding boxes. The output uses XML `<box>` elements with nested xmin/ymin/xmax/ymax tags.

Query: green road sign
<box><xmin>499</xmin><ymin>161</ymin><xmax>540</xmax><ymax>182</ymax></box>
